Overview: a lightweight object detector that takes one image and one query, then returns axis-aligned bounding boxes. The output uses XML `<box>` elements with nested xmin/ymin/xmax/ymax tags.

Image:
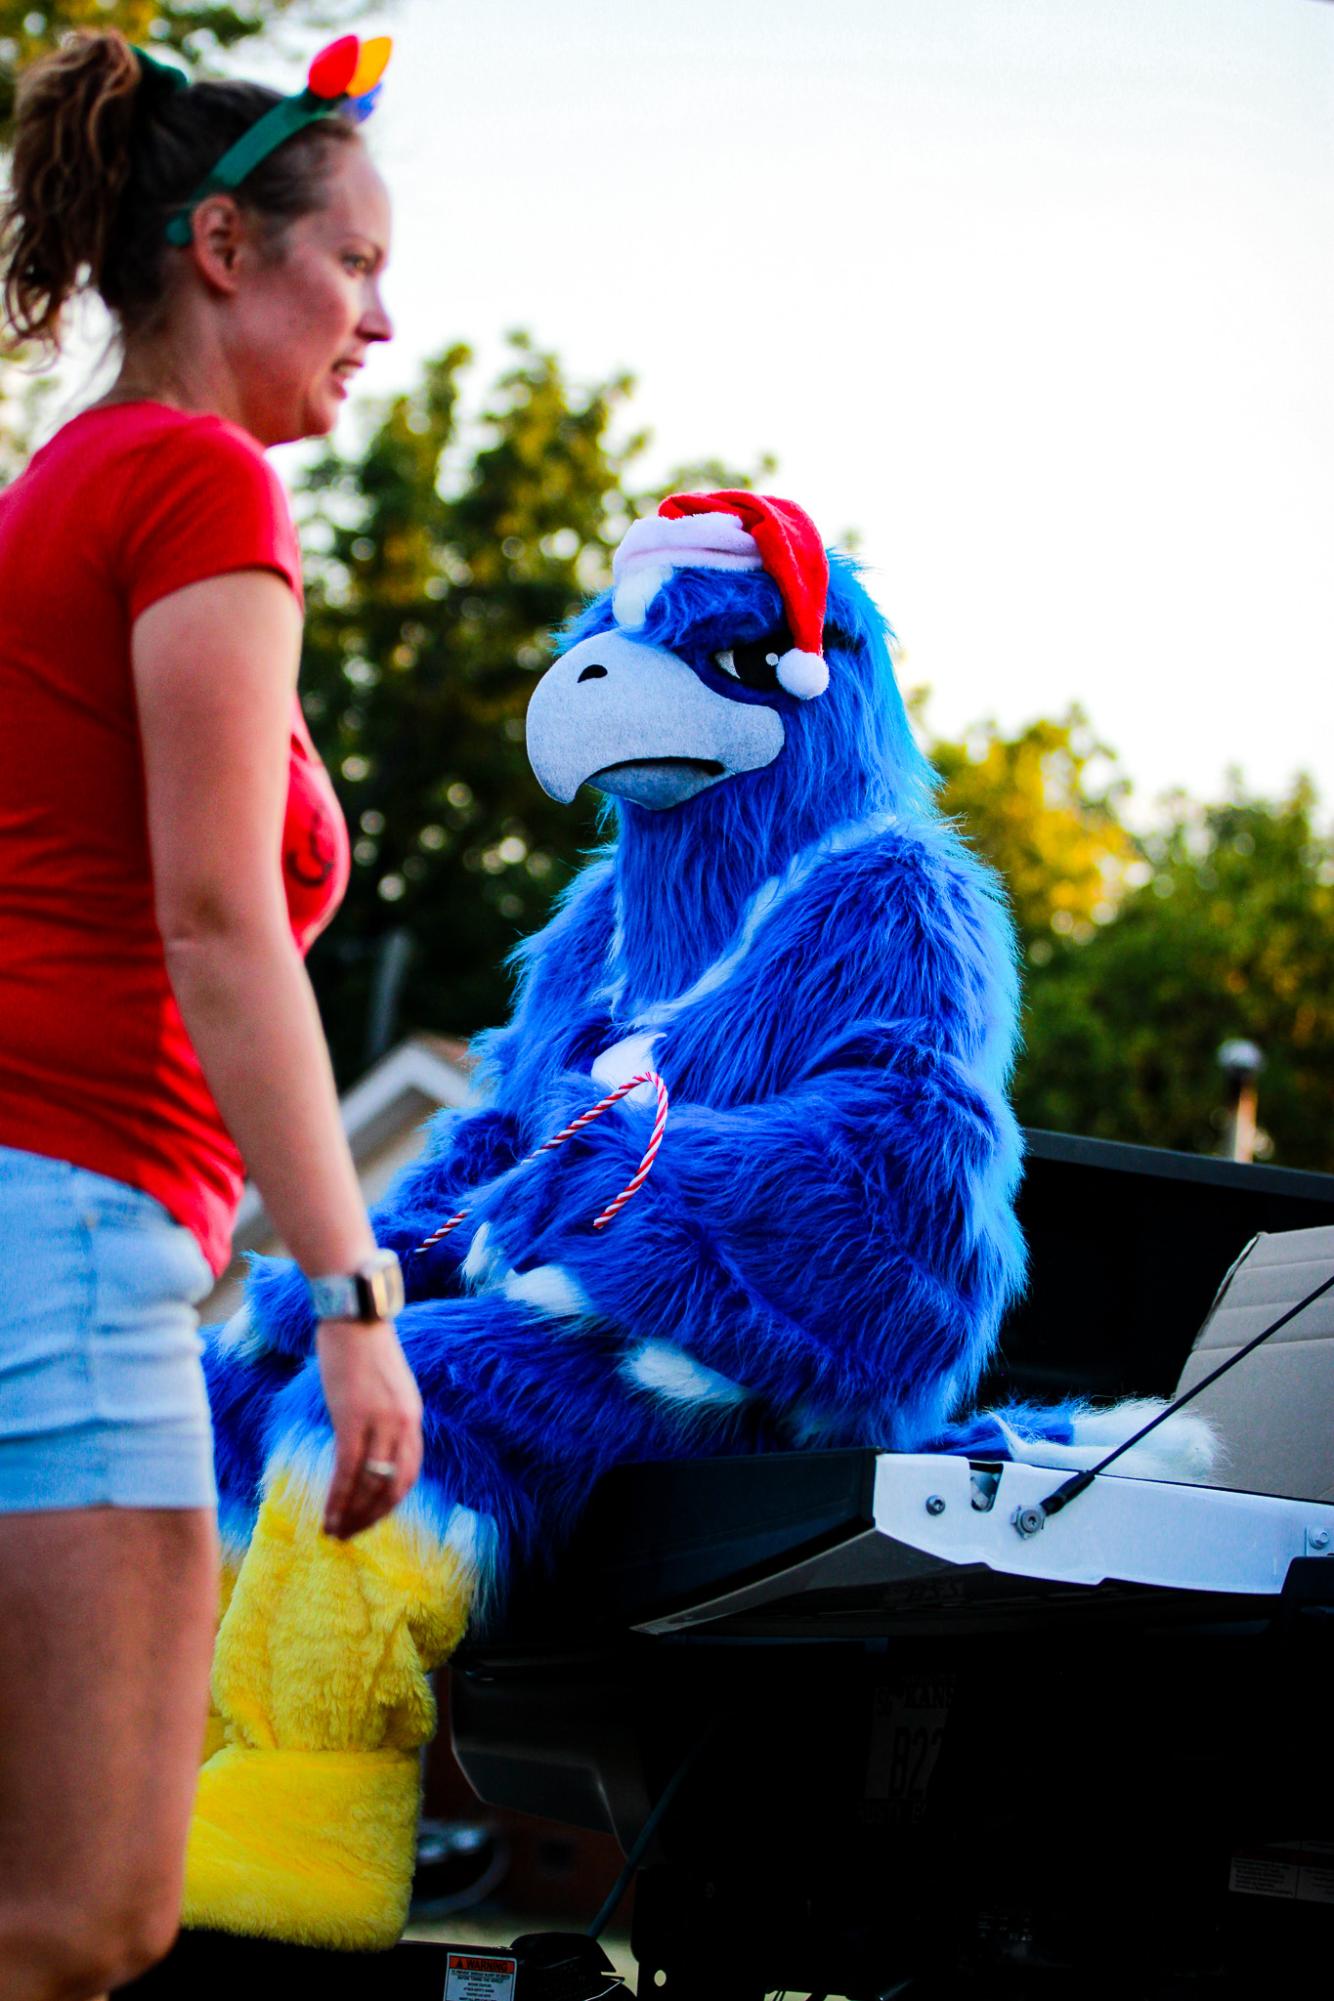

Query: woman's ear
<box><xmin>187</xmin><ymin>195</ymin><xmax>248</xmax><ymax>295</ymax></box>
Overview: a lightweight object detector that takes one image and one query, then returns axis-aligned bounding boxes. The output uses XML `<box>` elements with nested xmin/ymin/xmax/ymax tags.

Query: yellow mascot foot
<box><xmin>183</xmin><ymin>1467</ymin><xmax>476</xmax><ymax>1948</ymax></box>
<box><xmin>183</xmin><ymin>1742</ymin><xmax>420</xmax><ymax>1949</ymax></box>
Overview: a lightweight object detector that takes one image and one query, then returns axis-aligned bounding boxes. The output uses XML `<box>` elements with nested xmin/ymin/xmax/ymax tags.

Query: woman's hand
<box><xmin>315</xmin><ymin>1321</ymin><xmax>423</xmax><ymax>1540</ymax></box>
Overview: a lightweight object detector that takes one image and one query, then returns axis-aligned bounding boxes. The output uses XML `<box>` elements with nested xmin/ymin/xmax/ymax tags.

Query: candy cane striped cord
<box><xmin>411</xmin><ymin>1071</ymin><xmax>670</xmax><ymax>1255</ymax></box>
<box><xmin>591</xmin><ymin>1071</ymin><xmax>669</xmax><ymax>1230</ymax></box>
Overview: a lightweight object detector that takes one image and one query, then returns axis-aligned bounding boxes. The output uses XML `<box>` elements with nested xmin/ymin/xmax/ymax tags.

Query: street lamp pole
<box><xmin>1217</xmin><ymin>1038</ymin><xmax>1264</xmax><ymax>1164</ymax></box>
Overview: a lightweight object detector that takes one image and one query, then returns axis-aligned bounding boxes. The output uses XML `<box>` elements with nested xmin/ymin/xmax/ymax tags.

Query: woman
<box><xmin>0</xmin><ymin>29</ymin><xmax>421</xmax><ymax>1997</ymax></box>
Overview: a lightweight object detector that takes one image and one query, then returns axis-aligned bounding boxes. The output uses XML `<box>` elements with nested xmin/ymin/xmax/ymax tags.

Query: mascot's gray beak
<box><xmin>525</xmin><ymin>631</ymin><xmax>786</xmax><ymax>810</ymax></box>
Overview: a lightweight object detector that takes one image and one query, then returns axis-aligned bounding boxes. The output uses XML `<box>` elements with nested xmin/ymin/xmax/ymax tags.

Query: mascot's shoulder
<box><xmin>765</xmin><ymin>810</ymin><xmax>1015</xmax><ymax>973</ymax></box>
<box><xmin>725</xmin><ymin>812</ymin><xmax>1019</xmax><ymax>1081</ymax></box>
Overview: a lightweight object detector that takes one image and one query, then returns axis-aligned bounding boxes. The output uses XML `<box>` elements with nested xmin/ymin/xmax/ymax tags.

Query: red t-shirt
<box><xmin>0</xmin><ymin>402</ymin><xmax>350</xmax><ymax>1274</ymax></box>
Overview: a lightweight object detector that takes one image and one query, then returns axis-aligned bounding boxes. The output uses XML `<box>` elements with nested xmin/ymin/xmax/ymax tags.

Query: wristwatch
<box><xmin>308</xmin><ymin>1250</ymin><xmax>405</xmax><ymax>1324</ymax></box>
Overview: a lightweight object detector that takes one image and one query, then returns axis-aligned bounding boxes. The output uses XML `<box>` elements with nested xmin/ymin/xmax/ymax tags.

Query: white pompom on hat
<box><xmin>611</xmin><ymin>490</ymin><xmax>830</xmax><ymax>699</ymax></box>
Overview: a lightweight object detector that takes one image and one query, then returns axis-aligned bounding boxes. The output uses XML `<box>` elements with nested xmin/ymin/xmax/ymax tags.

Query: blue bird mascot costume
<box><xmin>184</xmin><ymin>492</ymin><xmax>1213</xmax><ymax>1948</ymax></box>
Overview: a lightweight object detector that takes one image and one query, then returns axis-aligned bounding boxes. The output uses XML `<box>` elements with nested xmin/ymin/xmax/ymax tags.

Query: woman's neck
<box><xmin>89</xmin><ymin>330</ymin><xmax>248</xmax><ymax>434</ymax></box>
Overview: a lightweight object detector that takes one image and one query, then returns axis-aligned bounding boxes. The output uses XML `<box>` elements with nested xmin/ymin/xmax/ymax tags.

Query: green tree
<box><xmin>919</xmin><ymin>697</ymin><xmax>1136</xmax><ymax>955</ymax></box>
<box><xmin>913</xmin><ymin>697</ymin><xmax>1334</xmax><ymax>1169</ymax></box>
<box><xmin>1012</xmin><ymin>778</ymin><xmax>1334</xmax><ymax>1169</ymax></box>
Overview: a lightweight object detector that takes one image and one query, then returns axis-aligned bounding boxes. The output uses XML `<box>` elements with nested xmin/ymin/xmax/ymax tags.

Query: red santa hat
<box><xmin>611</xmin><ymin>490</ymin><xmax>830</xmax><ymax>700</ymax></box>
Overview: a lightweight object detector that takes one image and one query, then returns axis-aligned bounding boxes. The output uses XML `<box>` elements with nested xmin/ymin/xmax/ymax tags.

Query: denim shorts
<box><xmin>0</xmin><ymin>1146</ymin><xmax>217</xmax><ymax>1512</ymax></box>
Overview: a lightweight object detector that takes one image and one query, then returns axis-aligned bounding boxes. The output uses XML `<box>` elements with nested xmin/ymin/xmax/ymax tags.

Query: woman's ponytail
<box><xmin>1</xmin><ymin>30</ymin><xmax>142</xmax><ymax>353</ymax></box>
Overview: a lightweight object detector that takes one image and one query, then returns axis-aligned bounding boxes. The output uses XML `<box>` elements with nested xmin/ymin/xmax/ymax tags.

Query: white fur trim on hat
<box><xmin>613</xmin><ymin>511</ymin><xmax>763</xmax><ymax>581</ymax></box>
<box><xmin>776</xmin><ymin>648</ymin><xmax>828</xmax><ymax>700</ymax></box>
<box><xmin>611</xmin><ymin>513</ymin><xmax>766</xmax><ymax>629</ymax></box>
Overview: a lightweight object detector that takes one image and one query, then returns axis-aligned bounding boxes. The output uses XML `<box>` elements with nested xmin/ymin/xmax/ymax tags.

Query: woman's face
<box><xmin>229</xmin><ymin>143</ymin><xmax>393</xmax><ymax>446</ymax></box>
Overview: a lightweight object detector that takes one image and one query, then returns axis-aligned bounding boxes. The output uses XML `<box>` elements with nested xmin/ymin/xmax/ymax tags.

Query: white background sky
<box><xmin>255</xmin><ymin>0</ymin><xmax>1329</xmax><ymax>818</ymax></box>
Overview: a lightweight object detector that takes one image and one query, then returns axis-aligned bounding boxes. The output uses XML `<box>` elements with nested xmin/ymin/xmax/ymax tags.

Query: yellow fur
<box><xmin>183</xmin><ymin>1746</ymin><xmax>421</xmax><ymax>1948</ymax></box>
<box><xmin>184</xmin><ymin>1474</ymin><xmax>472</xmax><ymax>1948</ymax></box>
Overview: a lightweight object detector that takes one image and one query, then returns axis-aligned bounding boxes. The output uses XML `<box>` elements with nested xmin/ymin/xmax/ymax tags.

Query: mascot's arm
<box><xmin>472</xmin><ymin>1048</ymin><xmax>1020</xmax><ymax>1442</ymax></box>
<box><xmin>469</xmin><ymin>842</ymin><xmax>1025</xmax><ymax>1443</ymax></box>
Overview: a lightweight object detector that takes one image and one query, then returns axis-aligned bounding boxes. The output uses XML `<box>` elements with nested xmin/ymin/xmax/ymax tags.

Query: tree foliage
<box><xmin>0</xmin><ymin>362</ymin><xmax>53</xmax><ymax>480</ymax></box>
<box><xmin>922</xmin><ymin>699</ymin><xmax>1136</xmax><ymax>955</ymax></box>
<box><xmin>1012</xmin><ymin>780</ymin><xmax>1334</xmax><ymax>1169</ymax></box>
<box><xmin>905</xmin><ymin>700</ymin><xmax>1334</xmax><ymax>1169</ymax></box>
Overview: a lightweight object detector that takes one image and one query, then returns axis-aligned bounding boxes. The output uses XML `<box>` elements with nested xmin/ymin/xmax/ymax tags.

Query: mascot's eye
<box><xmin>713</xmin><ymin>634</ymin><xmax>785</xmax><ymax>692</ymax></box>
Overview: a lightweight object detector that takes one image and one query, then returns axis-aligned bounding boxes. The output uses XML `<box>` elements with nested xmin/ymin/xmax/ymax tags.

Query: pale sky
<box><xmin>238</xmin><ymin>1</ymin><xmax>1334</xmax><ymax>817</ymax></box>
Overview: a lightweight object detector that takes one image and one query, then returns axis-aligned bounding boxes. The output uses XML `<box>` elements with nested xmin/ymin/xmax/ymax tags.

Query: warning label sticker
<box><xmin>1230</xmin><ymin>1842</ymin><xmax>1334</xmax><ymax>1905</ymax></box>
<box><xmin>1230</xmin><ymin>1855</ymin><xmax>1298</xmax><ymax>1900</ymax></box>
<box><xmin>444</xmin><ymin>1950</ymin><xmax>519</xmax><ymax>2000</ymax></box>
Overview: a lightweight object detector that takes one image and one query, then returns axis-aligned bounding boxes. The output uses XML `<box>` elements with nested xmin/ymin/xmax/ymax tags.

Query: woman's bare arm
<box><xmin>132</xmin><ymin>568</ymin><xmax>420</xmax><ymax>1536</ymax></box>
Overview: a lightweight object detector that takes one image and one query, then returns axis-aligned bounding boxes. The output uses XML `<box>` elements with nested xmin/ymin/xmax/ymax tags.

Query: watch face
<box><xmin>311</xmin><ymin>1254</ymin><xmax>404</xmax><ymax>1321</ymax></box>
<box><xmin>360</xmin><ymin>1254</ymin><xmax>405</xmax><ymax>1320</ymax></box>
<box><xmin>380</xmin><ymin>1257</ymin><xmax>406</xmax><ymax>1317</ymax></box>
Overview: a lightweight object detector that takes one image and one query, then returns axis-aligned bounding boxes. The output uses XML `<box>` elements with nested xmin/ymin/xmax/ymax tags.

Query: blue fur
<box><xmin>204</xmin><ymin>551</ymin><xmax>1056</xmax><ymax>1598</ymax></box>
<box><xmin>202</xmin><ymin>1335</ymin><xmax>300</xmax><ymax>1554</ymax></box>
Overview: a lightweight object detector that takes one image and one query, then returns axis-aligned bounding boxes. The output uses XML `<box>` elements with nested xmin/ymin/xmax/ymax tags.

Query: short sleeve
<box><xmin>119</xmin><ymin>415</ymin><xmax>304</xmax><ymax>621</ymax></box>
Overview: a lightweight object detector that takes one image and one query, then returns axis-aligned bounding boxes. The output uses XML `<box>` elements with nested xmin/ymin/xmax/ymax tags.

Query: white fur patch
<box><xmin>215</xmin><ymin>1303</ymin><xmax>266</xmax><ymax>1360</ymax></box>
<box><xmin>438</xmin><ymin>1502</ymin><xmax>498</xmax><ymax>1575</ymax></box>
<box><xmin>462</xmin><ymin>1221</ymin><xmax>509</xmax><ymax>1289</ymax></box>
<box><xmin>590</xmin><ymin>1030</ymin><xmax>662</xmax><ymax>1103</ymax></box>
<box><xmin>998</xmin><ymin>1401</ymin><xmax>1222</xmax><ymax>1484</ymax></box>
<box><xmin>501</xmin><ymin>1263</ymin><xmax>591</xmax><ymax>1321</ymax></box>
<box><xmin>625</xmin><ymin>1339</ymin><xmax>747</xmax><ymax>1408</ymax></box>
<box><xmin>612</xmin><ymin>563</ymin><xmax>674</xmax><ymax>631</ymax></box>
<box><xmin>263</xmin><ymin>1434</ymin><xmax>336</xmax><ymax>1522</ymax></box>
<box><xmin>218</xmin><ymin>1518</ymin><xmax>253</xmax><ymax>1572</ymax></box>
